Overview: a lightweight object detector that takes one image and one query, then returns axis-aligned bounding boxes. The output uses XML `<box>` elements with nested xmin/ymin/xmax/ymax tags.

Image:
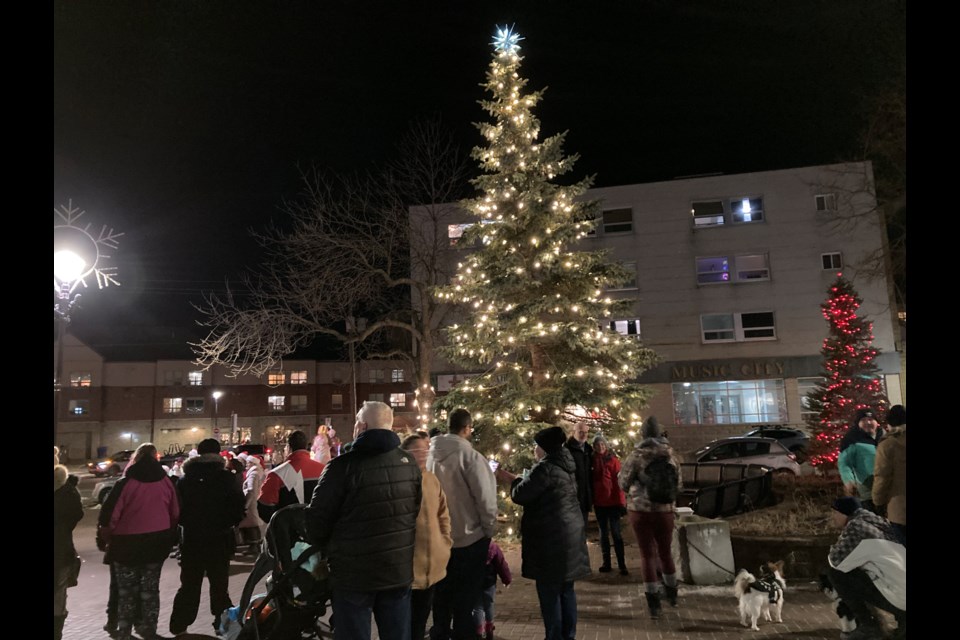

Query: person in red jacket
<box><xmin>591</xmin><ymin>435</ymin><xmax>628</xmax><ymax>575</ymax></box>
<box><xmin>257</xmin><ymin>430</ymin><xmax>326</xmax><ymax>524</ymax></box>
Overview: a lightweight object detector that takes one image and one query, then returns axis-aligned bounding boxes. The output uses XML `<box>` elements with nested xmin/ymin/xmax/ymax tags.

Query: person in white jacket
<box><xmin>427</xmin><ymin>408</ymin><xmax>498</xmax><ymax>640</ymax></box>
<box><xmin>827</xmin><ymin>496</ymin><xmax>906</xmax><ymax>640</ymax></box>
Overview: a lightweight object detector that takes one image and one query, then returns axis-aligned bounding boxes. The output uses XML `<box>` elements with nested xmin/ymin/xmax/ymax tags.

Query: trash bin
<box><xmin>672</xmin><ymin>509</ymin><xmax>735</xmax><ymax>585</ymax></box>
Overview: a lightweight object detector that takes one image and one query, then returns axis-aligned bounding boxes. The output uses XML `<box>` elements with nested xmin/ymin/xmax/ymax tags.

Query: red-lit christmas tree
<box><xmin>806</xmin><ymin>273</ymin><xmax>889</xmax><ymax>466</ymax></box>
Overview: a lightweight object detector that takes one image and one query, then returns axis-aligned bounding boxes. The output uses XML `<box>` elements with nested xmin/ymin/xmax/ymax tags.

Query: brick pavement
<box><xmin>64</xmin><ymin>501</ymin><xmax>852</xmax><ymax>640</ymax></box>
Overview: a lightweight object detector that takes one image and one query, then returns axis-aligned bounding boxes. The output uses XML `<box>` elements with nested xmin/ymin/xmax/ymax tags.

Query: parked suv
<box><xmin>687</xmin><ymin>436</ymin><xmax>801</xmax><ymax>475</ymax></box>
<box><xmin>740</xmin><ymin>426</ymin><xmax>810</xmax><ymax>460</ymax></box>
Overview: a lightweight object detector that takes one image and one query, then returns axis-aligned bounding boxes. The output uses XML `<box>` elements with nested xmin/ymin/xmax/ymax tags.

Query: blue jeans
<box><xmin>471</xmin><ymin>584</ymin><xmax>497</xmax><ymax>632</ymax></box>
<box><xmin>332</xmin><ymin>586</ymin><xmax>411</xmax><ymax>640</ymax></box>
<box><xmin>534</xmin><ymin>581</ymin><xmax>577</xmax><ymax>640</ymax></box>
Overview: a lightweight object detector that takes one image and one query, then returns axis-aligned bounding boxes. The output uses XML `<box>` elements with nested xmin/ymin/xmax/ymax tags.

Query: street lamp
<box><xmin>212</xmin><ymin>391</ymin><xmax>223</xmax><ymax>440</ymax></box>
<box><xmin>54</xmin><ymin>201</ymin><xmax>122</xmax><ymax>450</ymax></box>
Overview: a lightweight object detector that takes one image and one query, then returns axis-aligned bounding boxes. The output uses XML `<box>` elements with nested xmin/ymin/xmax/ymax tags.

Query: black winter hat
<box><xmin>887</xmin><ymin>405</ymin><xmax>906</xmax><ymax>427</ymax></box>
<box><xmin>197</xmin><ymin>438</ymin><xmax>221</xmax><ymax>455</ymax></box>
<box><xmin>534</xmin><ymin>426</ymin><xmax>566</xmax><ymax>454</ymax></box>
<box><xmin>832</xmin><ymin>496</ymin><xmax>862</xmax><ymax>517</ymax></box>
<box><xmin>854</xmin><ymin>408</ymin><xmax>876</xmax><ymax>425</ymax></box>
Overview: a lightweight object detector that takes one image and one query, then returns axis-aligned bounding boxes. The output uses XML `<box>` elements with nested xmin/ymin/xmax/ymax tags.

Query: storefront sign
<box><xmin>670</xmin><ymin>360</ymin><xmax>785</xmax><ymax>381</ymax></box>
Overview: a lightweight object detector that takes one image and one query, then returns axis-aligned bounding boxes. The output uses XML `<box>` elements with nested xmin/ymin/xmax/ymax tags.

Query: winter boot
<box><xmin>614</xmin><ymin>539</ymin><xmax>628</xmax><ymax>575</ymax></box>
<box><xmin>664</xmin><ymin>585</ymin><xmax>678</xmax><ymax>607</ymax></box>
<box><xmin>484</xmin><ymin>622</ymin><xmax>495</xmax><ymax>640</ymax></box>
<box><xmin>54</xmin><ymin>615</ymin><xmax>66</xmax><ymax>640</ymax></box>
<box><xmin>599</xmin><ymin>548</ymin><xmax>612</xmax><ymax>572</ymax></box>
<box><xmin>645</xmin><ymin>592</ymin><xmax>662</xmax><ymax>620</ymax></box>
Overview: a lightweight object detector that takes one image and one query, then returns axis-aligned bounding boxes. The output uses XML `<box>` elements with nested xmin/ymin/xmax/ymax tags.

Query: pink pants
<box><xmin>627</xmin><ymin>510</ymin><xmax>676</xmax><ymax>583</ymax></box>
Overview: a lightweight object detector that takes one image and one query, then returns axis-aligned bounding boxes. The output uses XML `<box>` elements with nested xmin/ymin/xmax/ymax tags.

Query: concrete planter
<box><xmin>730</xmin><ymin>534</ymin><xmax>835</xmax><ymax>581</ymax></box>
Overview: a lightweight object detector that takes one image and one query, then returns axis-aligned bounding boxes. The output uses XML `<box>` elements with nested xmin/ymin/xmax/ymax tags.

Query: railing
<box><xmin>676</xmin><ymin>462</ymin><xmax>772</xmax><ymax>519</ymax></box>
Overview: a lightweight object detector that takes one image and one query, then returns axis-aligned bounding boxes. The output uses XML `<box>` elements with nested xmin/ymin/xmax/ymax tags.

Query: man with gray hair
<box><xmin>306</xmin><ymin>401</ymin><xmax>422</xmax><ymax>640</ymax></box>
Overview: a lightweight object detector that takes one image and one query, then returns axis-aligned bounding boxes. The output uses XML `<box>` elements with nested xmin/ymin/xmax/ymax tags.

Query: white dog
<box><xmin>733</xmin><ymin>561</ymin><xmax>786</xmax><ymax>631</ymax></box>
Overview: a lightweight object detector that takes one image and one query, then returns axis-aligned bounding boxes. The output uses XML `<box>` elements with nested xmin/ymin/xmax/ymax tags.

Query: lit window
<box><xmin>267</xmin><ymin>372</ymin><xmax>286</xmax><ymax>385</ymax></box>
<box><xmin>608</xmin><ymin>319</ymin><xmax>641</xmax><ymax>338</ymax></box>
<box><xmin>671</xmin><ymin>379</ymin><xmax>788</xmax><ymax>425</ymax></box>
<box><xmin>331</xmin><ymin>394</ymin><xmax>343</xmax><ymax>410</ymax></box>
<box><xmin>163</xmin><ymin>397</ymin><xmax>183</xmax><ymax>414</ymax></box>
<box><xmin>68</xmin><ymin>399</ymin><xmax>89</xmax><ymax>415</ymax></box>
<box><xmin>69</xmin><ymin>372</ymin><xmax>92</xmax><ymax>388</ymax></box>
<box><xmin>697</xmin><ymin>254</ymin><xmax>769</xmax><ymax>284</ymax></box>
<box><xmin>368</xmin><ymin>393</ymin><xmax>385</xmax><ymax>402</ymax></box>
<box><xmin>188</xmin><ymin>371</ymin><xmax>203</xmax><ymax>386</ymax></box>
<box><xmin>290</xmin><ymin>371</ymin><xmax>308</xmax><ymax>385</ymax></box>
<box><xmin>390</xmin><ymin>393</ymin><xmax>407</xmax><ymax>408</ymax></box>
<box><xmin>391</xmin><ymin>369</ymin><xmax>405</xmax><ymax>383</ymax></box>
<box><xmin>608</xmin><ymin>261</ymin><xmax>638</xmax><ymax>290</ymax></box>
<box><xmin>691</xmin><ymin>200</ymin><xmax>725</xmax><ymax>227</ymax></box>
<box><xmin>822</xmin><ymin>252</ymin><xmax>842</xmax><ymax>270</ymax></box>
<box><xmin>268</xmin><ymin>395</ymin><xmax>285</xmax><ymax>411</ymax></box>
<box><xmin>184</xmin><ymin>398</ymin><xmax>204</xmax><ymax>414</ymax></box>
<box><xmin>731</xmin><ymin>197</ymin><xmax>764</xmax><ymax>224</ymax></box>
<box><xmin>290</xmin><ymin>395</ymin><xmax>307</xmax><ymax>411</ymax></box>
<box><xmin>369</xmin><ymin>369</ymin><xmax>385</xmax><ymax>384</ymax></box>
<box><xmin>798</xmin><ymin>377</ymin><xmax>825</xmax><ymax>423</ymax></box>
<box><xmin>815</xmin><ymin>194</ymin><xmax>837</xmax><ymax>211</ymax></box>
<box><xmin>701</xmin><ymin>312</ymin><xmax>776</xmax><ymax>343</ymax></box>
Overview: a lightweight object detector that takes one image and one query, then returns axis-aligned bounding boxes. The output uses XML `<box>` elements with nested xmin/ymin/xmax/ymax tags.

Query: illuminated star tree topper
<box><xmin>492</xmin><ymin>24</ymin><xmax>523</xmax><ymax>53</ymax></box>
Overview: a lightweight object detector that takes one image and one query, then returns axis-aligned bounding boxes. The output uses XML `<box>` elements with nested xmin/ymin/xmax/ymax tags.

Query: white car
<box><xmin>688</xmin><ymin>436</ymin><xmax>802</xmax><ymax>476</ymax></box>
<box><xmin>93</xmin><ymin>476</ymin><xmax>121</xmax><ymax>505</ymax></box>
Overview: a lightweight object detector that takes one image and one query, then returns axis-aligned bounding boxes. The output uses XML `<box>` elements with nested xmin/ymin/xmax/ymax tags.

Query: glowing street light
<box><xmin>54</xmin><ymin>201</ymin><xmax>122</xmax><ymax>450</ymax></box>
<box><xmin>212</xmin><ymin>390</ymin><xmax>223</xmax><ymax>439</ymax></box>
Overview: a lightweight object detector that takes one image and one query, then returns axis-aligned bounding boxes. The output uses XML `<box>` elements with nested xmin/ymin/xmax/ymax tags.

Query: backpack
<box><xmin>644</xmin><ymin>456</ymin><xmax>679</xmax><ymax>504</ymax></box>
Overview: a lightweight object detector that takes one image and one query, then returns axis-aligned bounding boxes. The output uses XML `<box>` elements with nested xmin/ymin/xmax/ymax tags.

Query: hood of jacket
<box><xmin>183</xmin><ymin>452</ymin><xmax>228</xmax><ymax>477</ymax></box>
<box><xmin>350</xmin><ymin>428</ymin><xmax>401</xmax><ymax>454</ymax></box>
<box><xmin>54</xmin><ymin>464</ymin><xmax>70</xmax><ymax>491</ymax></box>
<box><xmin>543</xmin><ymin>447</ymin><xmax>577</xmax><ymax>474</ymax></box>
<box><xmin>430</xmin><ymin>432</ymin><xmax>474</xmax><ymax>464</ymax></box>
<box><xmin>125</xmin><ymin>456</ymin><xmax>168</xmax><ymax>482</ymax></box>
<box><xmin>840</xmin><ymin>425</ymin><xmax>883</xmax><ymax>452</ymax></box>
<box><xmin>635</xmin><ymin>438</ymin><xmax>674</xmax><ymax>465</ymax></box>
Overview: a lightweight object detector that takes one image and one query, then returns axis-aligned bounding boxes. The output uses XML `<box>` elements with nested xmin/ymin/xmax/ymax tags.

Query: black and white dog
<box><xmin>734</xmin><ymin>561</ymin><xmax>786</xmax><ymax>631</ymax></box>
<box><xmin>818</xmin><ymin>572</ymin><xmax>857</xmax><ymax>634</ymax></box>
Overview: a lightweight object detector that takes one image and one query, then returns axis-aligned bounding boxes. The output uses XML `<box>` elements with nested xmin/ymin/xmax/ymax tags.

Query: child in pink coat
<box><xmin>473</xmin><ymin>540</ymin><xmax>513</xmax><ymax>639</ymax></box>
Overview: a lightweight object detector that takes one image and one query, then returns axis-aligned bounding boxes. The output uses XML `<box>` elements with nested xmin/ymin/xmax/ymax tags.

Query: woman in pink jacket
<box><xmin>98</xmin><ymin>443</ymin><xmax>179</xmax><ymax>640</ymax></box>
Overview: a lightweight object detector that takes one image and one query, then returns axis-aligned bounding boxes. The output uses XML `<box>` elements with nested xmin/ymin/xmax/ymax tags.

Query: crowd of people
<box><xmin>53</xmin><ymin>401</ymin><xmax>905</xmax><ymax>640</ymax></box>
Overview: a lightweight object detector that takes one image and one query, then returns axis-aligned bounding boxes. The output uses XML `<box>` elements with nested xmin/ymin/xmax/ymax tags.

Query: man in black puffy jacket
<box><xmin>169</xmin><ymin>438</ymin><xmax>245</xmax><ymax>636</ymax></box>
<box><xmin>306</xmin><ymin>401</ymin><xmax>422</xmax><ymax>640</ymax></box>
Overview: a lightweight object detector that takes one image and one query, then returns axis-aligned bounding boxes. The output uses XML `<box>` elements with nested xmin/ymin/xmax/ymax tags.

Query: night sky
<box><xmin>54</xmin><ymin>1</ymin><xmax>905</xmax><ymax>357</ymax></box>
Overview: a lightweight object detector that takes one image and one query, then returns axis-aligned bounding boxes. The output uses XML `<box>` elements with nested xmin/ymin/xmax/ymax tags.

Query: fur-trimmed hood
<box><xmin>183</xmin><ymin>452</ymin><xmax>227</xmax><ymax>476</ymax></box>
<box><xmin>54</xmin><ymin>464</ymin><xmax>70</xmax><ymax>491</ymax></box>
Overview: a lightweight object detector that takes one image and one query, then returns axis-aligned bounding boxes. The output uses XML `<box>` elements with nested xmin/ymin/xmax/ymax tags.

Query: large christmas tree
<box><xmin>806</xmin><ymin>272</ymin><xmax>889</xmax><ymax>467</ymax></box>
<box><xmin>435</xmin><ymin>27</ymin><xmax>659</xmax><ymax>469</ymax></box>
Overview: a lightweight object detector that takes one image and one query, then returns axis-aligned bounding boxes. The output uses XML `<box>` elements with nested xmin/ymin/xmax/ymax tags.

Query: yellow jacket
<box><xmin>412</xmin><ymin>470</ymin><xmax>453</xmax><ymax>589</ymax></box>
<box><xmin>873</xmin><ymin>427</ymin><xmax>906</xmax><ymax>525</ymax></box>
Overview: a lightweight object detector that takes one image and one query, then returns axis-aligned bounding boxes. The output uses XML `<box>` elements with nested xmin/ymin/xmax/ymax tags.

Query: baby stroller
<box><xmin>227</xmin><ymin>504</ymin><xmax>333</xmax><ymax>640</ymax></box>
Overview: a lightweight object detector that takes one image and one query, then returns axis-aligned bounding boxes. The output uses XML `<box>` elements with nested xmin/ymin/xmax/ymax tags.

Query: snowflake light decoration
<box><xmin>492</xmin><ymin>24</ymin><xmax>523</xmax><ymax>53</ymax></box>
<box><xmin>54</xmin><ymin>200</ymin><xmax>123</xmax><ymax>297</ymax></box>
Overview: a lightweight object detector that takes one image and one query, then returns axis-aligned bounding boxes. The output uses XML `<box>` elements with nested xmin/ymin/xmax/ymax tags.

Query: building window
<box><xmin>815</xmin><ymin>193</ymin><xmax>837</xmax><ymax>211</ymax></box>
<box><xmin>187</xmin><ymin>371</ymin><xmax>203</xmax><ymax>386</ymax></box>
<box><xmin>184</xmin><ymin>398</ymin><xmax>204</xmax><ymax>414</ymax></box>
<box><xmin>268</xmin><ymin>395</ymin><xmax>285</xmax><ymax>411</ymax></box>
<box><xmin>701</xmin><ymin>312</ymin><xmax>776</xmax><ymax>343</ymax></box>
<box><xmin>671</xmin><ymin>379</ymin><xmax>788</xmax><ymax>425</ymax></box>
<box><xmin>798</xmin><ymin>377</ymin><xmax>824</xmax><ymax>423</ymax></box>
<box><xmin>608</xmin><ymin>261</ymin><xmax>638</xmax><ymax>290</ymax></box>
<box><xmin>691</xmin><ymin>200</ymin><xmax>725</xmax><ymax>227</ymax></box>
<box><xmin>696</xmin><ymin>254</ymin><xmax>770</xmax><ymax>284</ymax></box>
<box><xmin>290</xmin><ymin>371</ymin><xmax>308</xmax><ymax>385</ymax></box>
<box><xmin>601</xmin><ymin>208</ymin><xmax>633</xmax><ymax>234</ymax></box>
<box><xmin>391</xmin><ymin>368</ymin><xmax>405</xmax><ymax>383</ymax></box>
<box><xmin>696</xmin><ymin>256</ymin><xmax>730</xmax><ymax>284</ymax></box>
<box><xmin>390</xmin><ymin>393</ymin><xmax>407</xmax><ymax>408</ymax></box>
<box><xmin>368</xmin><ymin>393</ymin><xmax>385</xmax><ymax>402</ymax></box>
<box><xmin>822</xmin><ymin>252</ymin><xmax>843</xmax><ymax>270</ymax></box>
<box><xmin>163</xmin><ymin>397</ymin><xmax>183</xmax><ymax>414</ymax></box>
<box><xmin>290</xmin><ymin>395</ymin><xmax>307</xmax><ymax>412</ymax></box>
<box><xmin>331</xmin><ymin>394</ymin><xmax>343</xmax><ymax>410</ymax></box>
<box><xmin>608</xmin><ymin>318</ymin><xmax>642</xmax><ymax>338</ymax></box>
<box><xmin>69</xmin><ymin>372</ymin><xmax>92</xmax><ymax>388</ymax></box>
<box><xmin>68</xmin><ymin>399</ymin><xmax>89</xmax><ymax>415</ymax></box>
<box><xmin>164</xmin><ymin>370</ymin><xmax>184</xmax><ymax>386</ymax></box>
<box><xmin>731</xmin><ymin>197</ymin><xmax>764</xmax><ymax>224</ymax></box>
<box><xmin>268</xmin><ymin>372</ymin><xmax>286</xmax><ymax>385</ymax></box>
<box><xmin>332</xmin><ymin>369</ymin><xmax>345</xmax><ymax>384</ymax></box>
<box><xmin>369</xmin><ymin>369</ymin><xmax>385</xmax><ymax>384</ymax></box>
<box><xmin>735</xmin><ymin>254</ymin><xmax>771</xmax><ymax>281</ymax></box>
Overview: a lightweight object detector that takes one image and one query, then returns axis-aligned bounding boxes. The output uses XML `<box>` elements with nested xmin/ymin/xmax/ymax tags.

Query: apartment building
<box><xmin>54</xmin><ymin>334</ymin><xmax>416</xmax><ymax>463</ymax></box>
<box><xmin>418</xmin><ymin>162</ymin><xmax>903</xmax><ymax>453</ymax></box>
